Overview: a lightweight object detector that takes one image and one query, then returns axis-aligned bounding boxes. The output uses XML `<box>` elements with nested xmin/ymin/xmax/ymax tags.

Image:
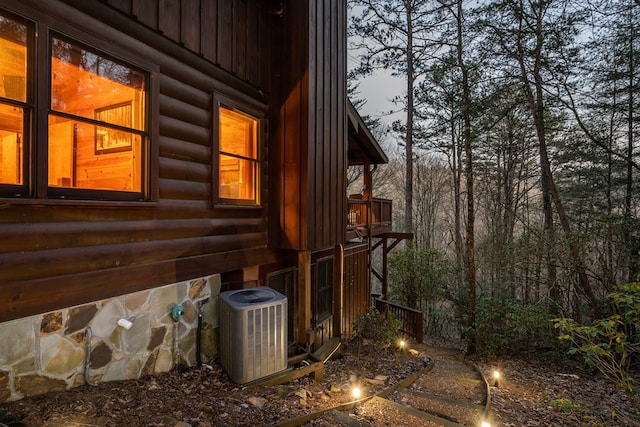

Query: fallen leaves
<box><xmin>477</xmin><ymin>356</ymin><xmax>640</xmax><ymax>426</ymax></box>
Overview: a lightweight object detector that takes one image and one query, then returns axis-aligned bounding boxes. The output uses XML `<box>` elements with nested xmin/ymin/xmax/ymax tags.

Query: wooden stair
<box><xmin>278</xmin><ymin>344</ymin><xmax>493</xmax><ymax>426</ymax></box>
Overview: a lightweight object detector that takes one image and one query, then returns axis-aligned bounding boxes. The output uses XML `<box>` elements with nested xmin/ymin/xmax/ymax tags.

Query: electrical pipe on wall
<box><xmin>84</xmin><ymin>327</ymin><xmax>97</xmax><ymax>386</ymax></box>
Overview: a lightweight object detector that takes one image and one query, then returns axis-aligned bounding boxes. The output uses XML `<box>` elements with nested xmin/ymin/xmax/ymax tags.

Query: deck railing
<box><xmin>374</xmin><ymin>297</ymin><xmax>423</xmax><ymax>344</ymax></box>
<box><xmin>347</xmin><ymin>197</ymin><xmax>392</xmax><ymax>231</ymax></box>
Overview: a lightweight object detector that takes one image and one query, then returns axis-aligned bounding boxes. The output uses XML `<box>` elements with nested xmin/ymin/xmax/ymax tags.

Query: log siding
<box><xmin>0</xmin><ymin>0</ymin><xmax>274</xmax><ymax>322</ymax></box>
<box><xmin>0</xmin><ymin>0</ymin><xmax>354</xmax><ymax>340</ymax></box>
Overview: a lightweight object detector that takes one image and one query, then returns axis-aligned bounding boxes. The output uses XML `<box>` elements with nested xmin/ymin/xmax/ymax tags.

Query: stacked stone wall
<box><xmin>0</xmin><ymin>275</ymin><xmax>221</xmax><ymax>402</ymax></box>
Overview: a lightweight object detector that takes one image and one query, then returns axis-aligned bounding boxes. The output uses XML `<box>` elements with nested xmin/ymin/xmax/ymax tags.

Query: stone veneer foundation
<box><xmin>0</xmin><ymin>274</ymin><xmax>221</xmax><ymax>402</ymax></box>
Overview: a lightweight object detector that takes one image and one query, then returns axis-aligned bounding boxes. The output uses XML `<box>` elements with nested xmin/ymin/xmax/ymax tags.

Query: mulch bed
<box><xmin>1</xmin><ymin>339</ymin><xmax>639</xmax><ymax>426</ymax></box>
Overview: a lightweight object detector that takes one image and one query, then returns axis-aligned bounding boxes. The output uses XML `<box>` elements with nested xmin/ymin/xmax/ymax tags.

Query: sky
<box><xmin>347</xmin><ymin>45</ymin><xmax>407</xmax><ymax>153</ymax></box>
<box><xmin>354</xmin><ymin>71</ymin><xmax>405</xmax><ymax>125</ymax></box>
<box><xmin>347</xmin><ymin>55</ymin><xmax>406</xmax><ymax>156</ymax></box>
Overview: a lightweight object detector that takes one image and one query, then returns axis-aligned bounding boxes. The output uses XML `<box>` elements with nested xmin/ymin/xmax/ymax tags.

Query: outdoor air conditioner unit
<box><xmin>219</xmin><ymin>287</ymin><xmax>287</xmax><ymax>384</ymax></box>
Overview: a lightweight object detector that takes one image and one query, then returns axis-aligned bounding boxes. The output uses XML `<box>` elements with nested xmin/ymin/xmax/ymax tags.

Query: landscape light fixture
<box><xmin>493</xmin><ymin>370</ymin><xmax>501</xmax><ymax>387</ymax></box>
<box><xmin>399</xmin><ymin>339</ymin><xmax>406</xmax><ymax>349</ymax></box>
<box><xmin>352</xmin><ymin>386</ymin><xmax>362</xmax><ymax>399</ymax></box>
<box><xmin>481</xmin><ymin>422</ymin><xmax>491</xmax><ymax>427</ymax></box>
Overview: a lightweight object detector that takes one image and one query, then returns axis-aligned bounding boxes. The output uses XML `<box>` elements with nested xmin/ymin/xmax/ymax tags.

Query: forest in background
<box><xmin>347</xmin><ymin>0</ymin><xmax>639</xmax><ymax>392</ymax></box>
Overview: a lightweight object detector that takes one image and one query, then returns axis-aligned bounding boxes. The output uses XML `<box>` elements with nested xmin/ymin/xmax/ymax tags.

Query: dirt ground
<box><xmin>1</xmin><ymin>339</ymin><xmax>639</xmax><ymax>426</ymax></box>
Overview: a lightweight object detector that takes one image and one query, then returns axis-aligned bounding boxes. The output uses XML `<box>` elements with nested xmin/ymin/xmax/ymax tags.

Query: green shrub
<box><xmin>388</xmin><ymin>245</ymin><xmax>449</xmax><ymax>311</ymax></box>
<box><xmin>553</xmin><ymin>282</ymin><xmax>640</xmax><ymax>396</ymax></box>
<box><xmin>475</xmin><ymin>296</ymin><xmax>558</xmax><ymax>356</ymax></box>
<box><xmin>353</xmin><ymin>306</ymin><xmax>402</xmax><ymax>346</ymax></box>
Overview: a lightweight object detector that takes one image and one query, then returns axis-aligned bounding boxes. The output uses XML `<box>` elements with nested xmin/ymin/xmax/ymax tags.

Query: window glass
<box><xmin>268</xmin><ymin>269</ymin><xmax>295</xmax><ymax>344</ymax></box>
<box><xmin>0</xmin><ymin>103</ymin><xmax>23</xmax><ymax>185</ymax></box>
<box><xmin>49</xmin><ymin>37</ymin><xmax>146</xmax><ymax>192</ymax></box>
<box><xmin>219</xmin><ymin>106</ymin><xmax>258</xmax><ymax>203</ymax></box>
<box><xmin>0</xmin><ymin>14</ymin><xmax>27</xmax><ymax>185</ymax></box>
<box><xmin>316</xmin><ymin>258</ymin><xmax>334</xmax><ymax>320</ymax></box>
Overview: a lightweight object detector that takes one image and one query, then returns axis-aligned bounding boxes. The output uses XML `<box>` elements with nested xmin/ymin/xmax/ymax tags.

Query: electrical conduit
<box><xmin>84</xmin><ymin>327</ymin><xmax>97</xmax><ymax>386</ymax></box>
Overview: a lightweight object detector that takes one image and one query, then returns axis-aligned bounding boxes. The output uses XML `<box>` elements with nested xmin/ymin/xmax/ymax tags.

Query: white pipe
<box><xmin>118</xmin><ymin>318</ymin><xmax>133</xmax><ymax>329</ymax></box>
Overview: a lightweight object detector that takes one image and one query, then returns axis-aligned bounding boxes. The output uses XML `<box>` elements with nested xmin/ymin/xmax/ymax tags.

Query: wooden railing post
<box><xmin>415</xmin><ymin>311</ymin><xmax>423</xmax><ymax>343</ymax></box>
<box><xmin>372</xmin><ymin>297</ymin><xmax>423</xmax><ymax>344</ymax></box>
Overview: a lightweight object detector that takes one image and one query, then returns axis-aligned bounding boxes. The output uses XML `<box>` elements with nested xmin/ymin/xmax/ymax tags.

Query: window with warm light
<box><xmin>0</xmin><ymin>7</ymin><xmax>150</xmax><ymax>201</ymax></box>
<box><xmin>49</xmin><ymin>37</ymin><xmax>146</xmax><ymax>195</ymax></box>
<box><xmin>217</xmin><ymin>105</ymin><xmax>259</xmax><ymax>204</ymax></box>
<box><xmin>0</xmin><ymin>13</ymin><xmax>28</xmax><ymax>188</ymax></box>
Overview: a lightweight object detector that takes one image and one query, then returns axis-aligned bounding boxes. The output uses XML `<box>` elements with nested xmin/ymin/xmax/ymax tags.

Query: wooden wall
<box><xmin>0</xmin><ymin>0</ymin><xmax>276</xmax><ymax>323</ymax></box>
<box><xmin>102</xmin><ymin>0</ymin><xmax>265</xmax><ymax>89</ymax></box>
<box><xmin>0</xmin><ymin>0</ymin><xmax>351</xmax><ymax>325</ymax></box>
<box><xmin>342</xmin><ymin>244</ymin><xmax>370</xmax><ymax>340</ymax></box>
<box><xmin>269</xmin><ymin>0</ymin><xmax>348</xmax><ymax>251</ymax></box>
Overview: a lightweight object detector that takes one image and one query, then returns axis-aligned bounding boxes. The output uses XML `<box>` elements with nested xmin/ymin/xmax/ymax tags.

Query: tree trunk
<box><xmin>452</xmin><ymin>114</ymin><xmax>465</xmax><ymax>289</ymax></box>
<box><xmin>626</xmin><ymin>0</ymin><xmax>636</xmax><ymax>283</ymax></box>
<box><xmin>516</xmin><ymin>0</ymin><xmax>601</xmax><ymax>318</ymax></box>
<box><xmin>405</xmin><ymin>5</ymin><xmax>414</xmax><ymax>234</ymax></box>
<box><xmin>456</xmin><ymin>0</ymin><xmax>477</xmax><ymax>354</ymax></box>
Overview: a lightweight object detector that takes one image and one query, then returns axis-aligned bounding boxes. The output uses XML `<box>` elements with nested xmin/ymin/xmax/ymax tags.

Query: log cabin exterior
<box><xmin>0</xmin><ymin>0</ymin><xmax>403</xmax><ymax>401</ymax></box>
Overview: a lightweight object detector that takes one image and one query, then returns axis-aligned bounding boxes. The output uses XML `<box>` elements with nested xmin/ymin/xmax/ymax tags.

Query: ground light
<box><xmin>398</xmin><ymin>339</ymin><xmax>406</xmax><ymax>350</ymax></box>
<box><xmin>481</xmin><ymin>422</ymin><xmax>491</xmax><ymax>427</ymax></box>
<box><xmin>493</xmin><ymin>370</ymin><xmax>501</xmax><ymax>387</ymax></box>
<box><xmin>352</xmin><ymin>386</ymin><xmax>362</xmax><ymax>399</ymax></box>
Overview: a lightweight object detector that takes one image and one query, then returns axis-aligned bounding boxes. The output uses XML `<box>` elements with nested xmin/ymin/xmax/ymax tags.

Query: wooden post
<box><xmin>333</xmin><ymin>243</ymin><xmax>344</xmax><ymax>339</ymax></box>
<box><xmin>381</xmin><ymin>237</ymin><xmax>388</xmax><ymax>298</ymax></box>
<box><xmin>364</xmin><ymin>161</ymin><xmax>373</xmax><ymax>299</ymax></box>
<box><xmin>415</xmin><ymin>310</ymin><xmax>423</xmax><ymax>343</ymax></box>
<box><xmin>297</xmin><ymin>250</ymin><xmax>312</xmax><ymax>346</ymax></box>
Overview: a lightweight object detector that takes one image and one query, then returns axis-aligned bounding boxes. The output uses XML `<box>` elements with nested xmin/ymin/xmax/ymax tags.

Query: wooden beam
<box><xmin>371</xmin><ymin>267</ymin><xmax>383</xmax><ymax>283</ymax></box>
<box><xmin>333</xmin><ymin>244</ymin><xmax>344</xmax><ymax>339</ymax></box>
<box><xmin>373</xmin><ymin>232</ymin><xmax>413</xmax><ymax>298</ymax></box>
<box><xmin>297</xmin><ymin>250</ymin><xmax>312</xmax><ymax>345</ymax></box>
<box><xmin>382</xmin><ymin>237</ymin><xmax>389</xmax><ymax>297</ymax></box>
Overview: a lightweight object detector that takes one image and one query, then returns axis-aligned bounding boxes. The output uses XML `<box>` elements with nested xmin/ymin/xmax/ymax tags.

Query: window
<box><xmin>314</xmin><ymin>258</ymin><xmax>334</xmax><ymax>322</ymax></box>
<box><xmin>0</xmin><ymin>9</ymin><xmax>150</xmax><ymax>201</ymax></box>
<box><xmin>268</xmin><ymin>268</ymin><xmax>296</xmax><ymax>344</ymax></box>
<box><xmin>0</xmin><ymin>13</ymin><xmax>28</xmax><ymax>188</ymax></box>
<box><xmin>216</xmin><ymin>96</ymin><xmax>259</xmax><ymax>205</ymax></box>
<box><xmin>49</xmin><ymin>37</ymin><xmax>147</xmax><ymax>196</ymax></box>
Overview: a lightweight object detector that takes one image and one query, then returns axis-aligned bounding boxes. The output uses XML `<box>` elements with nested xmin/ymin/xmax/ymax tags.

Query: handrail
<box><xmin>374</xmin><ymin>297</ymin><xmax>423</xmax><ymax>344</ymax></box>
<box><xmin>347</xmin><ymin>197</ymin><xmax>392</xmax><ymax>229</ymax></box>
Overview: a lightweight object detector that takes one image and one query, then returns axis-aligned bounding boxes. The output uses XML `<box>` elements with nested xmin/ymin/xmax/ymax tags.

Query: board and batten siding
<box><xmin>269</xmin><ymin>0</ymin><xmax>347</xmax><ymax>251</ymax></box>
<box><xmin>342</xmin><ymin>244</ymin><xmax>370</xmax><ymax>340</ymax></box>
<box><xmin>0</xmin><ymin>0</ymin><xmax>276</xmax><ymax>323</ymax></box>
<box><xmin>104</xmin><ymin>0</ymin><xmax>265</xmax><ymax>89</ymax></box>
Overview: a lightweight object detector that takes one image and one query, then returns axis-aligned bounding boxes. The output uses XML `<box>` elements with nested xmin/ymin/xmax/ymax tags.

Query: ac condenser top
<box><xmin>219</xmin><ymin>287</ymin><xmax>287</xmax><ymax>384</ymax></box>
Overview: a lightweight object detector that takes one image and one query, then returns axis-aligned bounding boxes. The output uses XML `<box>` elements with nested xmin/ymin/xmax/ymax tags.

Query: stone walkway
<box><xmin>278</xmin><ymin>345</ymin><xmax>492</xmax><ymax>427</ymax></box>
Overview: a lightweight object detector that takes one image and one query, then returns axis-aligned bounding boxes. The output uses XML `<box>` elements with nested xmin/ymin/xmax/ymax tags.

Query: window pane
<box><xmin>219</xmin><ymin>154</ymin><xmax>255</xmax><ymax>200</ymax></box>
<box><xmin>317</xmin><ymin>259</ymin><xmax>333</xmax><ymax>319</ymax></box>
<box><xmin>51</xmin><ymin>38</ymin><xmax>145</xmax><ymax>131</ymax></box>
<box><xmin>0</xmin><ymin>15</ymin><xmax>27</xmax><ymax>102</ymax></box>
<box><xmin>48</xmin><ymin>116</ymin><xmax>142</xmax><ymax>192</ymax></box>
<box><xmin>0</xmin><ymin>102</ymin><xmax>23</xmax><ymax>184</ymax></box>
<box><xmin>220</xmin><ymin>107</ymin><xmax>256</xmax><ymax>159</ymax></box>
<box><xmin>49</xmin><ymin>38</ymin><xmax>146</xmax><ymax>195</ymax></box>
<box><xmin>218</xmin><ymin>105</ymin><xmax>258</xmax><ymax>203</ymax></box>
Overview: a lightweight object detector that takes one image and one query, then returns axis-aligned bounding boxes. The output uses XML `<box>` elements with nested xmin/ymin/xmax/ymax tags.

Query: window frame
<box><xmin>46</xmin><ymin>32</ymin><xmax>150</xmax><ymax>201</ymax></box>
<box><xmin>212</xmin><ymin>92</ymin><xmax>264</xmax><ymax>207</ymax></box>
<box><xmin>0</xmin><ymin>9</ymin><xmax>34</xmax><ymax>197</ymax></box>
<box><xmin>267</xmin><ymin>267</ymin><xmax>296</xmax><ymax>344</ymax></box>
<box><xmin>0</xmin><ymin>6</ymin><xmax>158</xmax><ymax>203</ymax></box>
<box><xmin>313</xmin><ymin>256</ymin><xmax>334</xmax><ymax>323</ymax></box>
